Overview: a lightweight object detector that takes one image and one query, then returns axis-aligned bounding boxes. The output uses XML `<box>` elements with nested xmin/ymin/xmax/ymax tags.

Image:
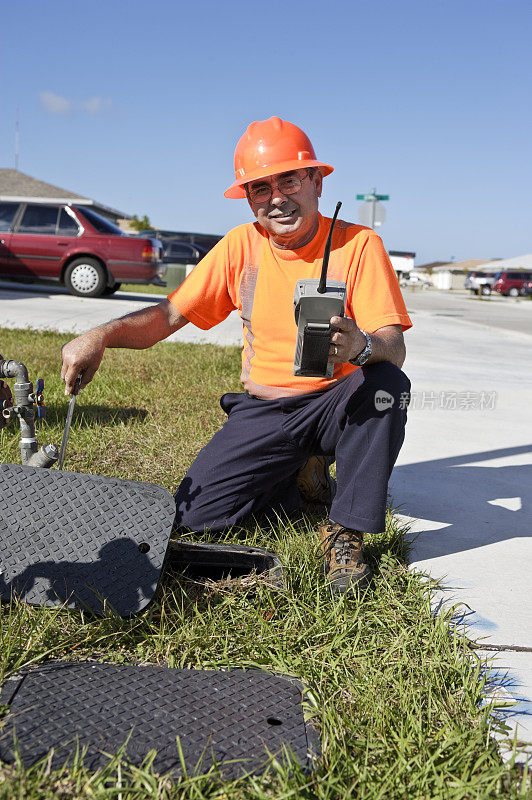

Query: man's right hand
<box><xmin>60</xmin><ymin>300</ymin><xmax>189</xmax><ymax>395</ymax></box>
<box><xmin>61</xmin><ymin>331</ymin><xmax>107</xmax><ymax>395</ymax></box>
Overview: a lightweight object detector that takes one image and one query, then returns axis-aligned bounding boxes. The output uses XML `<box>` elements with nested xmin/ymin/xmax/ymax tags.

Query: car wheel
<box><xmin>480</xmin><ymin>285</ymin><xmax>491</xmax><ymax>296</ymax></box>
<box><xmin>64</xmin><ymin>258</ymin><xmax>107</xmax><ymax>298</ymax></box>
<box><xmin>102</xmin><ymin>283</ymin><xmax>122</xmax><ymax>296</ymax></box>
<box><xmin>508</xmin><ymin>287</ymin><xmax>519</xmax><ymax>297</ymax></box>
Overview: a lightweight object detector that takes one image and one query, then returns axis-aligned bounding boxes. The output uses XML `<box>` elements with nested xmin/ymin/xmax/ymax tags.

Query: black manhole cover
<box><xmin>0</xmin><ymin>464</ymin><xmax>174</xmax><ymax>617</ymax></box>
<box><xmin>0</xmin><ymin>663</ymin><xmax>320</xmax><ymax>777</ymax></box>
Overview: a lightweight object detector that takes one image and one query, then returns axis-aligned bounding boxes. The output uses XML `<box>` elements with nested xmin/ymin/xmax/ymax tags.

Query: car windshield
<box><xmin>74</xmin><ymin>206</ymin><xmax>124</xmax><ymax>235</ymax></box>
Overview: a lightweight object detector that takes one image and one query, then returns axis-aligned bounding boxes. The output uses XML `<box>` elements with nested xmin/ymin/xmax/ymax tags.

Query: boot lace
<box><xmin>317</xmin><ymin>526</ymin><xmax>362</xmax><ymax>566</ymax></box>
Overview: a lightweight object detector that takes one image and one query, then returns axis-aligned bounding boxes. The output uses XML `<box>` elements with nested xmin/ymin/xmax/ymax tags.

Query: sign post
<box><xmin>357</xmin><ymin>189</ymin><xmax>389</xmax><ymax>229</ymax></box>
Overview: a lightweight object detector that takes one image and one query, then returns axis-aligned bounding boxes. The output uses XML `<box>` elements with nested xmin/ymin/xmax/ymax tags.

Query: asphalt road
<box><xmin>402</xmin><ymin>287</ymin><xmax>532</xmax><ymax>339</ymax></box>
<box><xmin>0</xmin><ymin>280</ymin><xmax>530</xmax><ymax>343</ymax></box>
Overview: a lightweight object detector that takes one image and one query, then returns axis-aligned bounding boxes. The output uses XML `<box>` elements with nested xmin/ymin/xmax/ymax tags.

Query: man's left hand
<box><xmin>329</xmin><ymin>316</ymin><xmax>366</xmax><ymax>363</ymax></box>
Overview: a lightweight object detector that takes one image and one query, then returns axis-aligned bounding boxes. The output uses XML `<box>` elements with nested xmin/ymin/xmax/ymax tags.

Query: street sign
<box><xmin>356</xmin><ymin>193</ymin><xmax>389</xmax><ymax>201</ymax></box>
<box><xmin>358</xmin><ymin>202</ymin><xmax>372</xmax><ymax>227</ymax></box>
<box><xmin>356</xmin><ymin>188</ymin><xmax>389</xmax><ymax>229</ymax></box>
<box><xmin>358</xmin><ymin>201</ymin><xmax>386</xmax><ymax>228</ymax></box>
<box><xmin>373</xmin><ymin>202</ymin><xmax>386</xmax><ymax>227</ymax></box>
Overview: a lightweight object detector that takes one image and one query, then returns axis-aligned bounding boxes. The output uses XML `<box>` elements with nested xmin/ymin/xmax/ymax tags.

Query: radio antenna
<box><xmin>317</xmin><ymin>201</ymin><xmax>342</xmax><ymax>294</ymax></box>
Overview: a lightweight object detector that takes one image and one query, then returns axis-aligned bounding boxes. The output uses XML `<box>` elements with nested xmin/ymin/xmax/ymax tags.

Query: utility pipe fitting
<box><xmin>0</xmin><ymin>357</ymin><xmax>58</xmax><ymax>468</ymax></box>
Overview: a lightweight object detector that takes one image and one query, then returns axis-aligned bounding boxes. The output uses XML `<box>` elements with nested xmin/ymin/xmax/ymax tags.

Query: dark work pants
<box><xmin>174</xmin><ymin>362</ymin><xmax>411</xmax><ymax>535</ymax></box>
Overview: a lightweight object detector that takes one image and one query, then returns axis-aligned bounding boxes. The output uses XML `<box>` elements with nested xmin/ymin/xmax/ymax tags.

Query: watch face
<box><xmin>350</xmin><ymin>352</ymin><xmax>366</xmax><ymax>366</ymax></box>
<box><xmin>350</xmin><ymin>332</ymin><xmax>371</xmax><ymax>366</ymax></box>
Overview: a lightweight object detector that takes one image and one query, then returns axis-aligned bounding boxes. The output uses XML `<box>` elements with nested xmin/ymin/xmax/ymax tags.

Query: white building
<box><xmin>426</xmin><ymin>259</ymin><xmax>490</xmax><ymax>291</ymax></box>
<box><xmin>389</xmin><ymin>250</ymin><xmax>416</xmax><ymax>275</ymax></box>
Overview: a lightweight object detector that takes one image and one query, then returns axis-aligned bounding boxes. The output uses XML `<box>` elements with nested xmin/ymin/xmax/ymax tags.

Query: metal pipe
<box><xmin>27</xmin><ymin>443</ymin><xmax>59</xmax><ymax>468</ymax></box>
<box><xmin>0</xmin><ymin>357</ymin><xmax>58</xmax><ymax>467</ymax></box>
<box><xmin>0</xmin><ymin>359</ymin><xmax>29</xmax><ymax>383</ymax></box>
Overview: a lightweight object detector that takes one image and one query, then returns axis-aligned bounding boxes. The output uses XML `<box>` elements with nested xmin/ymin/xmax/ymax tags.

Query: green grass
<box><xmin>119</xmin><ymin>283</ymin><xmax>169</xmax><ymax>295</ymax></box>
<box><xmin>0</xmin><ymin>326</ymin><xmax>529</xmax><ymax>799</ymax></box>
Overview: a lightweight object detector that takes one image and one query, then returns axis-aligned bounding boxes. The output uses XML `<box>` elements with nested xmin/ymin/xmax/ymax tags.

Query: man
<box><xmin>62</xmin><ymin>116</ymin><xmax>412</xmax><ymax>595</ymax></box>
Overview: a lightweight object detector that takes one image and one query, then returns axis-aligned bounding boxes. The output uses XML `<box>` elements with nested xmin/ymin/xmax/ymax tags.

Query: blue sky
<box><xmin>1</xmin><ymin>0</ymin><xmax>530</xmax><ymax>265</ymax></box>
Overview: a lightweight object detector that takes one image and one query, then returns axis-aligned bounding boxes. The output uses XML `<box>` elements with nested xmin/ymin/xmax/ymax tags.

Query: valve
<box><xmin>28</xmin><ymin>378</ymin><xmax>46</xmax><ymax>419</ymax></box>
<box><xmin>36</xmin><ymin>378</ymin><xmax>46</xmax><ymax>419</ymax></box>
<box><xmin>0</xmin><ymin>363</ymin><xmax>57</xmax><ymax>466</ymax></box>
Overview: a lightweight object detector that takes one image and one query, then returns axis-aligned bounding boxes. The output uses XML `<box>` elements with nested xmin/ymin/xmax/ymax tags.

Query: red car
<box><xmin>0</xmin><ymin>201</ymin><xmax>163</xmax><ymax>297</ymax></box>
<box><xmin>491</xmin><ymin>270</ymin><xmax>532</xmax><ymax>297</ymax></box>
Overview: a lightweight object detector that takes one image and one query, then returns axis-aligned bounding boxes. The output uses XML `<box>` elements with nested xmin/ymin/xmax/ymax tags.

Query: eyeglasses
<box><xmin>246</xmin><ymin>169</ymin><xmax>311</xmax><ymax>203</ymax></box>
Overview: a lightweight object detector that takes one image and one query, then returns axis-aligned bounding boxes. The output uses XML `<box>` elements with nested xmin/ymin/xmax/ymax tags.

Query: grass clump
<box><xmin>0</xmin><ymin>326</ymin><xmax>529</xmax><ymax>799</ymax></box>
<box><xmin>119</xmin><ymin>283</ymin><xmax>168</xmax><ymax>295</ymax></box>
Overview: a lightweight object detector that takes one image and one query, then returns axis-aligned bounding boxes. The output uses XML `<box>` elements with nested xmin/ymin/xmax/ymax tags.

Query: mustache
<box><xmin>268</xmin><ymin>206</ymin><xmax>298</xmax><ymax>218</ymax></box>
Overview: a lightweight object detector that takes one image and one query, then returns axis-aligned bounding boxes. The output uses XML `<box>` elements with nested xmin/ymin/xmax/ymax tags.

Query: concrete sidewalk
<box><xmin>0</xmin><ymin>281</ymin><xmax>243</xmax><ymax>346</ymax></box>
<box><xmin>389</xmin><ymin>309</ymin><xmax>532</xmax><ymax>763</ymax></box>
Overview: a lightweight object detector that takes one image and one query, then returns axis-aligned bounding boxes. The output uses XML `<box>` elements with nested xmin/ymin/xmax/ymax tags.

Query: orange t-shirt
<box><xmin>168</xmin><ymin>214</ymin><xmax>412</xmax><ymax>399</ymax></box>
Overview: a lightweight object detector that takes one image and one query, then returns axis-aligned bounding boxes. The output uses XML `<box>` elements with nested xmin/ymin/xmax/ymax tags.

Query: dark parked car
<box><xmin>0</xmin><ymin>201</ymin><xmax>163</xmax><ymax>297</ymax></box>
<box><xmin>137</xmin><ymin>228</ymin><xmax>222</xmax><ymax>252</ymax></box>
<box><xmin>162</xmin><ymin>241</ymin><xmax>209</xmax><ymax>267</ymax></box>
<box><xmin>520</xmin><ymin>280</ymin><xmax>532</xmax><ymax>296</ymax></box>
<box><xmin>491</xmin><ymin>270</ymin><xmax>532</xmax><ymax>297</ymax></box>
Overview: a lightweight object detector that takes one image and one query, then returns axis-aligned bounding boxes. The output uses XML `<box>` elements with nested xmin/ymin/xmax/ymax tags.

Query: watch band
<box><xmin>348</xmin><ymin>330</ymin><xmax>372</xmax><ymax>366</ymax></box>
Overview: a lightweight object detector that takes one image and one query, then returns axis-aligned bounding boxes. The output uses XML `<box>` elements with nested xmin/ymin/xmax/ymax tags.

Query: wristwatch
<box><xmin>349</xmin><ymin>330</ymin><xmax>372</xmax><ymax>366</ymax></box>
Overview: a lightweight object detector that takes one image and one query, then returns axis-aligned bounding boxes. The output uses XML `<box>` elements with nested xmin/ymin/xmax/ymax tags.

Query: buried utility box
<box><xmin>0</xmin><ymin>463</ymin><xmax>285</xmax><ymax>617</ymax></box>
<box><xmin>0</xmin><ymin>662</ymin><xmax>319</xmax><ymax>777</ymax></box>
<box><xmin>165</xmin><ymin>263</ymin><xmax>196</xmax><ymax>293</ymax></box>
<box><xmin>166</xmin><ymin>540</ymin><xmax>285</xmax><ymax>589</ymax></box>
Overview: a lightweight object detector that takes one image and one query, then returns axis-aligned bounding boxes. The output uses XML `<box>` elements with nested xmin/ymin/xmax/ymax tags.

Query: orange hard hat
<box><xmin>224</xmin><ymin>116</ymin><xmax>334</xmax><ymax>199</ymax></box>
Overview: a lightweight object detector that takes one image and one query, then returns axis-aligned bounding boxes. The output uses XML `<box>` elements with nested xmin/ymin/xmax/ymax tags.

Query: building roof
<box><xmin>439</xmin><ymin>259</ymin><xmax>487</xmax><ymax>272</ymax></box>
<box><xmin>415</xmin><ymin>261</ymin><xmax>450</xmax><ymax>270</ymax></box>
<box><xmin>475</xmin><ymin>253</ymin><xmax>532</xmax><ymax>271</ymax></box>
<box><xmin>0</xmin><ymin>169</ymin><xmax>131</xmax><ymax>220</ymax></box>
<box><xmin>426</xmin><ymin>259</ymin><xmax>495</xmax><ymax>273</ymax></box>
<box><xmin>0</xmin><ymin>169</ymin><xmax>88</xmax><ymax>200</ymax></box>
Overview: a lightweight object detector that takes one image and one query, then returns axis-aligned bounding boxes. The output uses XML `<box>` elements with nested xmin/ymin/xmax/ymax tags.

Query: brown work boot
<box><xmin>318</xmin><ymin>521</ymin><xmax>373</xmax><ymax>595</ymax></box>
<box><xmin>297</xmin><ymin>455</ymin><xmax>336</xmax><ymax>509</ymax></box>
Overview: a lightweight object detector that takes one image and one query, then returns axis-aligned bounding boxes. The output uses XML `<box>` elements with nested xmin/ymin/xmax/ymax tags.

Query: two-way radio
<box><xmin>293</xmin><ymin>202</ymin><xmax>347</xmax><ymax>378</ymax></box>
